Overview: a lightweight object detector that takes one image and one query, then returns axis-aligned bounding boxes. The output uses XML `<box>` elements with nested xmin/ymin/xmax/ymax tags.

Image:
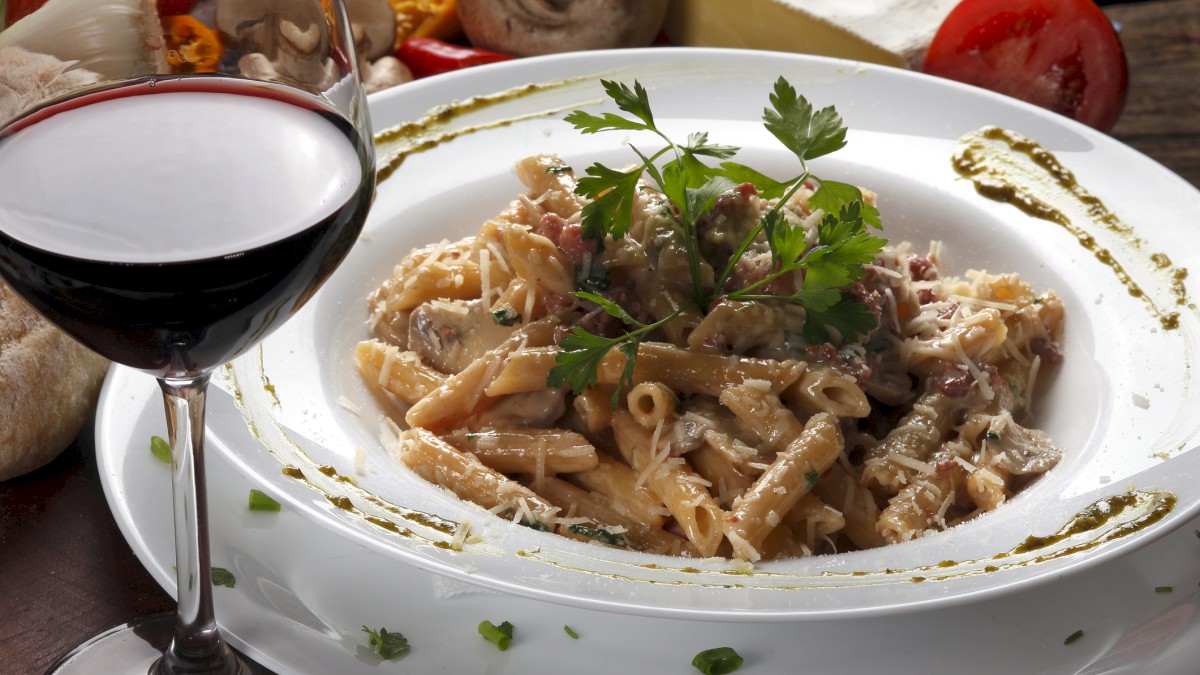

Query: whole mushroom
<box><xmin>457</xmin><ymin>0</ymin><xmax>668</xmax><ymax>57</ymax></box>
<box><xmin>215</xmin><ymin>0</ymin><xmax>336</xmax><ymax>88</ymax></box>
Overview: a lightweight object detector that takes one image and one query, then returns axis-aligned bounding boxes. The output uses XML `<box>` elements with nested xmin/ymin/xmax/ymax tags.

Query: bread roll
<box><xmin>0</xmin><ymin>281</ymin><xmax>109</xmax><ymax>480</ymax></box>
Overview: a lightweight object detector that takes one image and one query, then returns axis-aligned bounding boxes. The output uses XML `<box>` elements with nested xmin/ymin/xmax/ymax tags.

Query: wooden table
<box><xmin>1</xmin><ymin>1</ymin><xmax>1197</xmax><ymax>672</ymax></box>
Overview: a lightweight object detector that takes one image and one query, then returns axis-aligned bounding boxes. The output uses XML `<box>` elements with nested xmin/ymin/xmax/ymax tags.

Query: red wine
<box><xmin>0</xmin><ymin>76</ymin><xmax>373</xmax><ymax>376</ymax></box>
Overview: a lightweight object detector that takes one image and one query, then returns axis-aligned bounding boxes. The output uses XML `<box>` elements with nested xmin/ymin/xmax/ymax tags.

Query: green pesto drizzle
<box><xmin>514</xmin><ymin>489</ymin><xmax>1175</xmax><ymax>590</ymax></box>
<box><xmin>373</xmin><ymin>77</ymin><xmax>600</xmax><ymax>183</ymax></box>
<box><xmin>953</xmin><ymin>126</ymin><xmax>1192</xmax><ymax>331</ymax></box>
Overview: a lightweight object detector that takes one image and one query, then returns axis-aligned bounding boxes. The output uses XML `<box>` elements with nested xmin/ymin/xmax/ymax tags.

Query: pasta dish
<box><xmin>354</xmin><ymin>80</ymin><xmax>1064</xmax><ymax>563</ymax></box>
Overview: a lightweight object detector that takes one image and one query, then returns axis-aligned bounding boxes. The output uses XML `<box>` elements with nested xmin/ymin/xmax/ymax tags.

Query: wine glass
<box><xmin>0</xmin><ymin>1</ymin><xmax>375</xmax><ymax>672</ymax></box>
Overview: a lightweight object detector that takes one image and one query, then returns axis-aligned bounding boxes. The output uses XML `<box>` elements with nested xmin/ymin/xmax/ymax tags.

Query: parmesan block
<box><xmin>664</xmin><ymin>0</ymin><xmax>960</xmax><ymax>69</ymax></box>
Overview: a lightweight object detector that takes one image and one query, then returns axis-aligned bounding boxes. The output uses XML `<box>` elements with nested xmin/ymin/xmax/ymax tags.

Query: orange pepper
<box><xmin>390</xmin><ymin>0</ymin><xmax>461</xmax><ymax>48</ymax></box>
<box><xmin>164</xmin><ymin>15</ymin><xmax>223</xmax><ymax>74</ymax></box>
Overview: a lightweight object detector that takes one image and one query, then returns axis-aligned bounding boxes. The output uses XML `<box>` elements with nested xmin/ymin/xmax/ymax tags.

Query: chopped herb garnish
<box><xmin>567</xmin><ymin>524</ymin><xmax>624</xmax><ymax>545</ymax></box>
<box><xmin>1064</xmin><ymin>630</ymin><xmax>1084</xmax><ymax>645</ymax></box>
<box><xmin>478</xmin><ymin>620</ymin><xmax>514</xmax><ymax>651</ymax></box>
<box><xmin>150</xmin><ymin>436</ymin><xmax>171</xmax><ymax>464</ymax></box>
<box><xmin>692</xmin><ymin>646</ymin><xmax>744</xmax><ymax>674</ymax></box>
<box><xmin>564</xmin><ymin>625</ymin><xmax>580</xmax><ymax>639</ymax></box>
<box><xmin>520</xmin><ymin>519</ymin><xmax>551</xmax><ymax>532</ymax></box>
<box><xmin>805</xmin><ymin>470</ymin><xmax>820</xmax><ymax>491</ymax></box>
<box><xmin>574</xmin><ymin>261</ymin><xmax>610</xmax><ymax>293</ymax></box>
<box><xmin>211</xmin><ymin>567</ymin><xmax>236</xmax><ymax>588</ymax></box>
<box><xmin>362</xmin><ymin>625</ymin><xmax>410</xmax><ymax>660</ymax></box>
<box><xmin>248</xmin><ymin>489</ymin><xmax>281</xmax><ymax>512</ymax></box>
<box><xmin>550</xmin><ymin>77</ymin><xmax>887</xmax><ymax>398</ymax></box>
<box><xmin>985</xmin><ymin>431</ymin><xmax>1001</xmax><ymax>442</ymax></box>
<box><xmin>1155</xmin><ymin>586</ymin><xmax>1174</xmax><ymax>593</ymax></box>
<box><xmin>546</xmin><ymin>165</ymin><xmax>573</xmax><ymax>174</ymax></box>
<box><xmin>491</xmin><ymin>308</ymin><xmax>521</xmax><ymax>326</ymax></box>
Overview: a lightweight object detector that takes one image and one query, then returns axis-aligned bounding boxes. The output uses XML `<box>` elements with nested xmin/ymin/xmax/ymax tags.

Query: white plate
<box><xmin>98</xmin><ymin>366</ymin><xmax>1200</xmax><ymax>674</ymax></box>
<box><xmin>186</xmin><ymin>47</ymin><xmax>1200</xmax><ymax>620</ymax></box>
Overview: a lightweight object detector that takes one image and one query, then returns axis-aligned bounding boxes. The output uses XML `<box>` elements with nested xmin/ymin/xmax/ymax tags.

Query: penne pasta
<box><xmin>357</xmin><ymin>146</ymin><xmax>1066</xmax><ymax>561</ymax></box>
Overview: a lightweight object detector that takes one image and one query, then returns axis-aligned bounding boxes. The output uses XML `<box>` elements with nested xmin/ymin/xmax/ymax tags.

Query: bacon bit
<box><xmin>935</xmin><ymin>458</ymin><xmax>959</xmax><ymax>473</ymax></box>
<box><xmin>534</xmin><ymin>212</ymin><xmax>567</xmax><ymax>243</ymax></box>
<box><xmin>907</xmin><ymin>254</ymin><xmax>938</xmax><ymax>281</ymax></box>
<box><xmin>937</xmin><ymin>302</ymin><xmax>960</xmax><ymax>320</ymax></box>
<box><xmin>557</xmin><ymin>223</ymin><xmax>597</xmax><ymax>265</ymax></box>
<box><xmin>1029</xmin><ymin>337</ymin><xmax>1064</xmax><ymax>365</ymax></box>
<box><xmin>542</xmin><ymin>292</ymin><xmax>574</xmax><ymax>315</ymax></box>
<box><xmin>164</xmin><ymin>16</ymin><xmax>223</xmax><ymax>73</ymax></box>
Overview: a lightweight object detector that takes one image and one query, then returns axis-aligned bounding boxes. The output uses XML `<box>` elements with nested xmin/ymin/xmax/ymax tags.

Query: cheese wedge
<box><xmin>664</xmin><ymin>0</ymin><xmax>960</xmax><ymax>69</ymax></box>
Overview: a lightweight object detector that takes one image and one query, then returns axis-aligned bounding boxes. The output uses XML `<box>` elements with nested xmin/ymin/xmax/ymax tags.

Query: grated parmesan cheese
<box><xmin>889</xmin><ymin>453</ymin><xmax>936</xmax><ymax>476</ymax></box>
<box><xmin>338</xmin><ymin>395</ymin><xmax>361</xmax><ymax>415</ymax></box>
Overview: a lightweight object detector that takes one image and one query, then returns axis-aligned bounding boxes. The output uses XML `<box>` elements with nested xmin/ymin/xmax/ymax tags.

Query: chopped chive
<box><xmin>805</xmin><ymin>470</ymin><xmax>820</xmax><ymax>491</ymax></box>
<box><xmin>211</xmin><ymin>567</ymin><xmax>236</xmax><ymax>588</ymax></box>
<box><xmin>564</xmin><ymin>625</ymin><xmax>580</xmax><ymax>639</ymax></box>
<box><xmin>985</xmin><ymin>431</ymin><xmax>1001</xmax><ymax>442</ymax></box>
<box><xmin>1064</xmin><ymin>630</ymin><xmax>1084</xmax><ymax>645</ymax></box>
<box><xmin>248</xmin><ymin>489</ymin><xmax>281</xmax><ymax>512</ymax></box>
<box><xmin>478</xmin><ymin>620</ymin><xmax>514</xmax><ymax>651</ymax></box>
<box><xmin>1155</xmin><ymin>586</ymin><xmax>1174</xmax><ymax>593</ymax></box>
<box><xmin>150</xmin><ymin>436</ymin><xmax>171</xmax><ymax>464</ymax></box>
<box><xmin>692</xmin><ymin>647</ymin><xmax>744</xmax><ymax>674</ymax></box>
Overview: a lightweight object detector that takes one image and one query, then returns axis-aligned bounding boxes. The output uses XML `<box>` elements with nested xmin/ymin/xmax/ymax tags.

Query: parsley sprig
<box><xmin>550</xmin><ymin>77</ymin><xmax>887</xmax><ymax>399</ymax></box>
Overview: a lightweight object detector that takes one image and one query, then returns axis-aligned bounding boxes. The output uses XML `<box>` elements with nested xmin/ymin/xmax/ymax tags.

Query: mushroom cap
<box><xmin>458</xmin><ymin>0</ymin><xmax>669</xmax><ymax>57</ymax></box>
<box><xmin>344</xmin><ymin>0</ymin><xmax>398</xmax><ymax>61</ymax></box>
<box><xmin>214</xmin><ymin>0</ymin><xmax>328</xmax><ymax>49</ymax></box>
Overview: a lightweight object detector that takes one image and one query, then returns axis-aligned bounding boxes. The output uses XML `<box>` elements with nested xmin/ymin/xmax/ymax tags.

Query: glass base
<box><xmin>46</xmin><ymin>614</ymin><xmax>273</xmax><ymax>675</ymax></box>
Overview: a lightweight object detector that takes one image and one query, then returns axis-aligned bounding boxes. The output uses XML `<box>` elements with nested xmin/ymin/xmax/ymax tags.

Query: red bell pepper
<box><xmin>396</xmin><ymin>38</ymin><xmax>515</xmax><ymax>79</ymax></box>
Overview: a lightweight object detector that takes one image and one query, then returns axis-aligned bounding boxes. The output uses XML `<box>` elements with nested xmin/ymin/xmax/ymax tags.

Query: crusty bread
<box><xmin>0</xmin><ymin>281</ymin><xmax>109</xmax><ymax>480</ymax></box>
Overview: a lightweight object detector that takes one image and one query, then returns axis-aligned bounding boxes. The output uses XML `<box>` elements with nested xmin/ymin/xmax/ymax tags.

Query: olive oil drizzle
<box><xmin>953</xmin><ymin>126</ymin><xmax>1192</xmax><ymax>331</ymax></box>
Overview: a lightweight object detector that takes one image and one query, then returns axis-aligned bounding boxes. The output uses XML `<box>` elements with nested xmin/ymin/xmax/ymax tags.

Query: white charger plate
<box><xmin>99</xmin><ymin>43</ymin><xmax>1200</xmax><ymax>636</ymax></box>
<box><xmin>98</xmin><ymin>366</ymin><xmax>1200</xmax><ymax>674</ymax></box>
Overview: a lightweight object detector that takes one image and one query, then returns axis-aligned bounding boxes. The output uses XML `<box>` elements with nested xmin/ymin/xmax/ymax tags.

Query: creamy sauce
<box><xmin>953</xmin><ymin>126</ymin><xmax>1192</xmax><ymax>331</ymax></box>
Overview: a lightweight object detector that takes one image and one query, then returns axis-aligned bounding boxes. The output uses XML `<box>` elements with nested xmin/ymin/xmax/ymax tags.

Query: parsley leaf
<box><xmin>362</xmin><ymin>626</ymin><xmax>410</xmax><ymax>660</ymax></box>
<box><xmin>564</xmin><ymin>80</ymin><xmax>655</xmax><ymax>133</ymax></box>
<box><xmin>802</xmin><ymin>294</ymin><xmax>878</xmax><ymax>344</ymax></box>
<box><xmin>685</xmin><ymin>131</ymin><xmax>739</xmax><ymax>159</ymax></box>
<box><xmin>547</xmin><ymin>327</ymin><xmax>620</xmax><ymax>395</ymax></box>
<box><xmin>576</xmin><ymin>162</ymin><xmax>645</xmax><ymax>241</ymax></box>
<box><xmin>810</xmin><ymin>180</ymin><xmax>881</xmax><ymax>228</ymax></box>
<box><xmin>715</xmin><ymin>162</ymin><xmax>789</xmax><ymax>199</ymax></box>
<box><xmin>763</xmin><ymin>76</ymin><xmax>848</xmax><ymax>162</ymax></box>
<box><xmin>575</xmin><ymin>291</ymin><xmax>645</xmax><ymax>328</ymax></box>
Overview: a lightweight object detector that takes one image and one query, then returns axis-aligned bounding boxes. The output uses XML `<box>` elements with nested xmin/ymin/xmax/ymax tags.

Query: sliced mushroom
<box><xmin>457</xmin><ymin>0</ymin><xmax>669</xmax><ymax>56</ymax></box>
<box><xmin>474</xmin><ymin>390</ymin><xmax>568</xmax><ymax>429</ymax></box>
<box><xmin>407</xmin><ymin>299</ymin><xmax>517</xmax><ymax>374</ymax></box>
<box><xmin>981</xmin><ymin>411</ymin><xmax>1062</xmax><ymax>475</ymax></box>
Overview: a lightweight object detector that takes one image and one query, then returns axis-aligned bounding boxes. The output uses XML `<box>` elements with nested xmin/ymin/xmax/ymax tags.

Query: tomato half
<box><xmin>158</xmin><ymin>0</ymin><xmax>200</xmax><ymax>15</ymax></box>
<box><xmin>923</xmin><ymin>0</ymin><xmax>1127</xmax><ymax>131</ymax></box>
<box><xmin>5</xmin><ymin>0</ymin><xmax>48</xmax><ymax>25</ymax></box>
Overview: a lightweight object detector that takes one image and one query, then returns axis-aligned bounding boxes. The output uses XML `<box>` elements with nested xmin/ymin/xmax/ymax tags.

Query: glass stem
<box><xmin>157</xmin><ymin>375</ymin><xmax>240</xmax><ymax>675</ymax></box>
